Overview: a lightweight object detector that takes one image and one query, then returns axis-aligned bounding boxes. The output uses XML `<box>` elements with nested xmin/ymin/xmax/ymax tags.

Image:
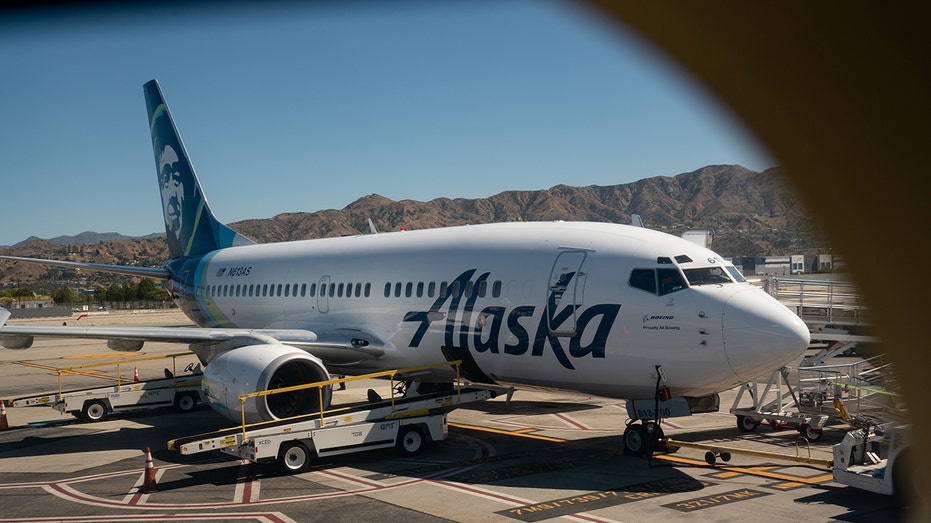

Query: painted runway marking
<box><xmin>0</xmin><ymin>513</ymin><xmax>298</xmax><ymax>523</ymax></box>
<box><xmin>661</xmin><ymin>487</ymin><xmax>771</xmax><ymax>512</ymax></box>
<box><xmin>498</xmin><ymin>478</ymin><xmax>711</xmax><ymax>522</ymax></box>
<box><xmin>432</xmin><ymin>480</ymin><xmax>620</xmax><ymax>523</ymax></box>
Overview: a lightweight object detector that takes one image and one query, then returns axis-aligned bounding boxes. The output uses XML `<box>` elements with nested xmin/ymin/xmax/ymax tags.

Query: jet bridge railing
<box><xmin>765</xmin><ymin>277</ymin><xmax>870</xmax><ymax>327</ymax></box>
<box><xmin>796</xmin><ymin>354</ymin><xmax>904</xmax><ymax>423</ymax></box>
<box><xmin>236</xmin><ymin>360</ymin><xmax>463</xmax><ymax>439</ymax></box>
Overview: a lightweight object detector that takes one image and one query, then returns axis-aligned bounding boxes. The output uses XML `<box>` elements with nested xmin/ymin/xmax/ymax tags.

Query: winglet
<box><xmin>631</xmin><ymin>214</ymin><xmax>645</xmax><ymax>228</ymax></box>
<box><xmin>0</xmin><ymin>308</ymin><xmax>10</xmax><ymax>327</ymax></box>
<box><xmin>144</xmin><ymin>80</ymin><xmax>254</xmax><ymax>259</ymax></box>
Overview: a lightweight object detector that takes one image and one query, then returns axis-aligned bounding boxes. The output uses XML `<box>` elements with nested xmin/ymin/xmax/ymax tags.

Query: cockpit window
<box><xmin>725</xmin><ymin>265</ymin><xmax>746</xmax><ymax>283</ymax></box>
<box><xmin>629</xmin><ymin>269</ymin><xmax>657</xmax><ymax>294</ymax></box>
<box><xmin>630</xmin><ymin>268</ymin><xmax>687</xmax><ymax>296</ymax></box>
<box><xmin>657</xmin><ymin>268</ymin><xmax>687</xmax><ymax>295</ymax></box>
<box><xmin>682</xmin><ymin>266</ymin><xmax>734</xmax><ymax>286</ymax></box>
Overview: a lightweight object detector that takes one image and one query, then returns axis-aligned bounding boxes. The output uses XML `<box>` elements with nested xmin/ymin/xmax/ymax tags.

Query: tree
<box><xmin>12</xmin><ymin>287</ymin><xmax>34</xmax><ymax>298</ymax></box>
<box><xmin>51</xmin><ymin>287</ymin><xmax>78</xmax><ymax>304</ymax></box>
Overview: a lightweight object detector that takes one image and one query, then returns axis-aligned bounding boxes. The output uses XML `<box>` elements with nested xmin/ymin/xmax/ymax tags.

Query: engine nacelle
<box><xmin>202</xmin><ymin>344</ymin><xmax>332</xmax><ymax>424</ymax></box>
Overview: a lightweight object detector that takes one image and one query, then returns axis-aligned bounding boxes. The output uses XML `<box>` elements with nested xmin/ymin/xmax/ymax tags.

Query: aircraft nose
<box><xmin>722</xmin><ymin>287</ymin><xmax>810</xmax><ymax>382</ymax></box>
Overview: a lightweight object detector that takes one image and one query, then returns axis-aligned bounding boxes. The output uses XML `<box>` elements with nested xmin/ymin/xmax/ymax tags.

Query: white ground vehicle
<box><xmin>170</xmin><ymin>362</ymin><xmax>496</xmax><ymax>473</ymax></box>
<box><xmin>11</xmin><ymin>353</ymin><xmax>202</xmax><ymax>422</ymax></box>
<box><xmin>833</xmin><ymin>424</ymin><xmax>916</xmax><ymax>501</ymax></box>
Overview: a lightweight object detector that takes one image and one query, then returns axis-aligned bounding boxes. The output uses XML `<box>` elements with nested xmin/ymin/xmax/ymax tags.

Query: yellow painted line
<box><xmin>772</xmin><ymin>482</ymin><xmax>805</xmax><ymax>490</ymax></box>
<box><xmin>654</xmin><ymin>455</ymin><xmax>833</xmax><ymax>485</ymax></box>
<box><xmin>448</xmin><ymin>422</ymin><xmax>833</xmax><ymax>486</ymax></box>
<box><xmin>709</xmin><ymin>471</ymin><xmax>743</xmax><ymax>479</ymax></box>
<box><xmin>448</xmin><ymin>422</ymin><xmax>567</xmax><ymax>443</ymax></box>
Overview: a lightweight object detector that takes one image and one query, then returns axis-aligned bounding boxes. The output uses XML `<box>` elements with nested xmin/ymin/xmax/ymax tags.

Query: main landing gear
<box><xmin>623</xmin><ymin>420</ymin><xmax>676</xmax><ymax>457</ymax></box>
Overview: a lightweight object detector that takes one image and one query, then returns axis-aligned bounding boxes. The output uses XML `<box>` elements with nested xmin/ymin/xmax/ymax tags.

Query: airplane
<box><xmin>0</xmin><ymin>79</ymin><xmax>810</xmax><ymax>455</ymax></box>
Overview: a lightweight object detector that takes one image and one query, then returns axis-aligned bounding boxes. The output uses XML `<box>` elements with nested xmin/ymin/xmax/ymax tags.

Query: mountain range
<box><xmin>0</xmin><ymin>164</ymin><xmax>825</xmax><ymax>286</ymax></box>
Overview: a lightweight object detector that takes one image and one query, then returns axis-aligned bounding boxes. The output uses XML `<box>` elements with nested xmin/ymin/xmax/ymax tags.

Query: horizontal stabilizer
<box><xmin>0</xmin><ymin>255</ymin><xmax>170</xmax><ymax>280</ymax></box>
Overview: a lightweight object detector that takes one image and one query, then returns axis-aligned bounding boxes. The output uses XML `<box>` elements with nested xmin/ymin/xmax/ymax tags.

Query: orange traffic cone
<box><xmin>133</xmin><ymin>367</ymin><xmax>140</xmax><ymax>382</ymax></box>
<box><xmin>0</xmin><ymin>400</ymin><xmax>8</xmax><ymax>431</ymax></box>
<box><xmin>141</xmin><ymin>447</ymin><xmax>157</xmax><ymax>493</ymax></box>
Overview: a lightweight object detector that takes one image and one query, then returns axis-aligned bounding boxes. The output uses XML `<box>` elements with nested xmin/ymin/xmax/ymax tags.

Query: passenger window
<box><xmin>309</xmin><ymin>283</ymin><xmax>316</xmax><ymax>297</ymax></box>
<box><xmin>284</xmin><ymin>284</ymin><xmax>290</xmax><ymax>297</ymax></box>
<box><xmin>658</xmin><ymin>268</ymin><xmax>687</xmax><ymax>295</ymax></box>
<box><xmin>395</xmin><ymin>282</ymin><xmax>402</xmax><ymax>298</ymax></box>
<box><xmin>405</xmin><ymin>282</ymin><xmax>413</xmax><ymax>298</ymax></box>
<box><xmin>478</xmin><ymin>280</ymin><xmax>487</xmax><ymax>298</ymax></box>
<box><xmin>300</xmin><ymin>283</ymin><xmax>306</xmax><ymax>297</ymax></box>
<box><xmin>355</xmin><ymin>282</ymin><xmax>362</xmax><ymax>297</ymax></box>
<box><xmin>428</xmin><ymin>281</ymin><xmax>436</xmax><ymax>297</ymax></box>
<box><xmin>384</xmin><ymin>282</ymin><xmax>391</xmax><ymax>298</ymax></box>
<box><xmin>337</xmin><ymin>283</ymin><xmax>344</xmax><ymax>297</ymax></box>
<box><xmin>629</xmin><ymin>269</ymin><xmax>656</xmax><ymax>294</ymax></box>
<box><xmin>440</xmin><ymin>282</ymin><xmax>448</xmax><ymax>297</ymax></box>
<box><xmin>492</xmin><ymin>280</ymin><xmax>502</xmax><ymax>298</ymax></box>
<box><xmin>416</xmin><ymin>282</ymin><xmax>424</xmax><ymax>297</ymax></box>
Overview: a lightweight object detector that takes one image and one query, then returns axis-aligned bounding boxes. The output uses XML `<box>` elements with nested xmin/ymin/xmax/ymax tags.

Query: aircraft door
<box><xmin>318</xmin><ymin>275</ymin><xmax>330</xmax><ymax>313</ymax></box>
<box><xmin>546</xmin><ymin>250</ymin><xmax>588</xmax><ymax>336</ymax></box>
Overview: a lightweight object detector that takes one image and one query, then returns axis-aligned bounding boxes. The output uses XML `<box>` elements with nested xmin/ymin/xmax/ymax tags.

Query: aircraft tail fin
<box><xmin>144</xmin><ymin>79</ymin><xmax>254</xmax><ymax>259</ymax></box>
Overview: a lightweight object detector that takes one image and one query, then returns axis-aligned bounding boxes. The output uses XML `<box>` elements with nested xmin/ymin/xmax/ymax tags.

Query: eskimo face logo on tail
<box><xmin>158</xmin><ymin>144</ymin><xmax>185</xmax><ymax>242</ymax></box>
<box><xmin>403</xmin><ymin>269</ymin><xmax>620</xmax><ymax>370</ymax></box>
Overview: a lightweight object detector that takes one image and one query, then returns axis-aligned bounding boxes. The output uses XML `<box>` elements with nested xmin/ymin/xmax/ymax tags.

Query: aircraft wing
<box><xmin>0</xmin><ymin>309</ymin><xmax>385</xmax><ymax>365</ymax></box>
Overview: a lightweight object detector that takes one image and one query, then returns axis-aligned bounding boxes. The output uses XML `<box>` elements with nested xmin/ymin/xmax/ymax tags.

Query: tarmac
<box><xmin>0</xmin><ymin>310</ymin><xmax>906</xmax><ymax>522</ymax></box>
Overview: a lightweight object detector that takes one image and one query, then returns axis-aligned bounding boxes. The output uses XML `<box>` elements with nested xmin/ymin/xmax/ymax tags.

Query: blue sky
<box><xmin>0</xmin><ymin>1</ymin><xmax>774</xmax><ymax>247</ymax></box>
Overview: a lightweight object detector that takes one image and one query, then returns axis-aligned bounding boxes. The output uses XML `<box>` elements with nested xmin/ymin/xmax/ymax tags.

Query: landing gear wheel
<box><xmin>278</xmin><ymin>441</ymin><xmax>311</xmax><ymax>474</ymax></box>
<box><xmin>799</xmin><ymin>423</ymin><xmax>823</xmax><ymax>442</ymax></box>
<box><xmin>82</xmin><ymin>400</ymin><xmax>108</xmax><ymax>422</ymax></box>
<box><xmin>623</xmin><ymin>424</ymin><xmax>648</xmax><ymax>456</ymax></box>
<box><xmin>736</xmin><ymin>415</ymin><xmax>759</xmax><ymax>433</ymax></box>
<box><xmin>398</xmin><ymin>426</ymin><xmax>425</xmax><ymax>456</ymax></box>
<box><xmin>174</xmin><ymin>392</ymin><xmax>197</xmax><ymax>413</ymax></box>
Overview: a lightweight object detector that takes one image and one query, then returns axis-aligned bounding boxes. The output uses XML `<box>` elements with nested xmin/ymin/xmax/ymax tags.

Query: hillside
<box><xmin>0</xmin><ymin>164</ymin><xmax>825</xmax><ymax>287</ymax></box>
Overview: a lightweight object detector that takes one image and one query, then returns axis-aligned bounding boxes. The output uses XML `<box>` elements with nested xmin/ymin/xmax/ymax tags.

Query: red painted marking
<box><xmin>552</xmin><ymin>412</ymin><xmax>589</xmax><ymax>431</ymax></box>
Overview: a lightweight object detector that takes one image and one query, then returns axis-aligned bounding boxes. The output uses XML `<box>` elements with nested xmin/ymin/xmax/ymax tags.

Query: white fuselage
<box><xmin>169</xmin><ymin>221</ymin><xmax>809</xmax><ymax>401</ymax></box>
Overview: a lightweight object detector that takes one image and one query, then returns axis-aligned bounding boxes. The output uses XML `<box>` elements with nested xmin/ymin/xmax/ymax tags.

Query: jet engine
<box><xmin>201</xmin><ymin>343</ymin><xmax>332</xmax><ymax>424</ymax></box>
